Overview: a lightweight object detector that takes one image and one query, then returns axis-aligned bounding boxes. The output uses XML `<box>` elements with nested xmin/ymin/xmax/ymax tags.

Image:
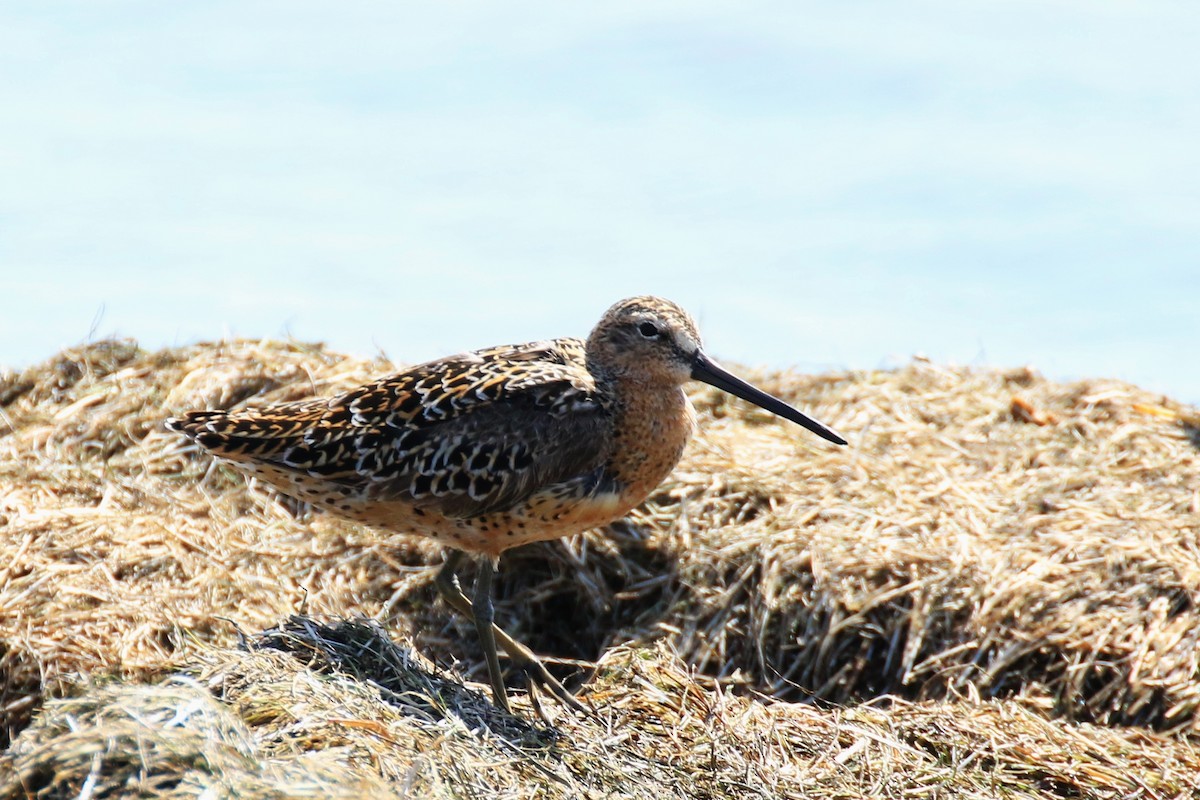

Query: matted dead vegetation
<box><xmin>1</xmin><ymin>337</ymin><xmax>1198</xmax><ymax>798</ymax></box>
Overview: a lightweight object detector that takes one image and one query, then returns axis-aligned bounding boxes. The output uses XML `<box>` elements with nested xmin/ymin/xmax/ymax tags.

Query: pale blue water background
<box><xmin>2</xmin><ymin>3</ymin><xmax>1198</xmax><ymax>401</ymax></box>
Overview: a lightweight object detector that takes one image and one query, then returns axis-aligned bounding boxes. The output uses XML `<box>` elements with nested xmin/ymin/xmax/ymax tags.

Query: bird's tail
<box><xmin>166</xmin><ymin>400</ymin><xmax>329</xmax><ymax>462</ymax></box>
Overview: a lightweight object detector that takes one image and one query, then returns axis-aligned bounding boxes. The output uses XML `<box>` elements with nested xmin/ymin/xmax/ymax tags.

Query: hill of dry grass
<box><xmin>1</xmin><ymin>337</ymin><xmax>1198</xmax><ymax>798</ymax></box>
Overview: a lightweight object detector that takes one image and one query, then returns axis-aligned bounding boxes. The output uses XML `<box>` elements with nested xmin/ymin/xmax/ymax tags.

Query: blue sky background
<box><xmin>3</xmin><ymin>2</ymin><xmax>1197</xmax><ymax>401</ymax></box>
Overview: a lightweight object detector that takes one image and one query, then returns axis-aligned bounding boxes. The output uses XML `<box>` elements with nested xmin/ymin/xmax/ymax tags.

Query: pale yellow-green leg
<box><xmin>470</xmin><ymin>556</ymin><xmax>507</xmax><ymax>714</ymax></box>
<box><xmin>434</xmin><ymin>551</ymin><xmax>588</xmax><ymax>715</ymax></box>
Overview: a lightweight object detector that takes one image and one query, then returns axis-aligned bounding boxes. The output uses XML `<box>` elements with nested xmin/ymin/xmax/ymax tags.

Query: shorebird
<box><xmin>168</xmin><ymin>296</ymin><xmax>845</xmax><ymax>714</ymax></box>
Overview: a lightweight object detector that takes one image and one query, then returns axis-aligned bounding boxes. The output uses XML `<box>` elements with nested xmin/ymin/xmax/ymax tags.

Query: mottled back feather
<box><xmin>169</xmin><ymin>338</ymin><xmax>614</xmax><ymax>518</ymax></box>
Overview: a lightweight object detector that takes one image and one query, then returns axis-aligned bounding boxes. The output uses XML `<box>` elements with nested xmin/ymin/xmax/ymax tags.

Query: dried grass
<box><xmin>1</xmin><ymin>337</ymin><xmax>1198</xmax><ymax>798</ymax></box>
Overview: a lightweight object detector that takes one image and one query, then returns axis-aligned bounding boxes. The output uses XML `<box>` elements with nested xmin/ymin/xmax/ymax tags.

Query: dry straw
<box><xmin>1</xmin><ymin>337</ymin><xmax>1198</xmax><ymax>797</ymax></box>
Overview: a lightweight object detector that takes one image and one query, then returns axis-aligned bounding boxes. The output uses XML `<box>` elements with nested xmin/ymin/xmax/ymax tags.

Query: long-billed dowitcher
<box><xmin>168</xmin><ymin>296</ymin><xmax>845</xmax><ymax>714</ymax></box>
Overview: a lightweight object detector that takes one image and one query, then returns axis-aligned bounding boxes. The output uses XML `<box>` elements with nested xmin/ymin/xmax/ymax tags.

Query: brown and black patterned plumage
<box><xmin>168</xmin><ymin>296</ymin><xmax>845</xmax><ymax>714</ymax></box>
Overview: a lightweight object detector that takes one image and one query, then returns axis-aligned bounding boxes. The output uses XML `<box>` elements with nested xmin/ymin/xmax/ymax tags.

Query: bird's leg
<box><xmin>472</xmin><ymin>557</ymin><xmax>510</xmax><ymax>714</ymax></box>
<box><xmin>433</xmin><ymin>549</ymin><xmax>467</xmax><ymax>601</ymax></box>
<box><xmin>433</xmin><ymin>552</ymin><xmax>588</xmax><ymax>714</ymax></box>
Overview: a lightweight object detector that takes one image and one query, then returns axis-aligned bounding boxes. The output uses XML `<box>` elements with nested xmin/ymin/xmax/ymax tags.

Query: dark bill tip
<box><xmin>691</xmin><ymin>351</ymin><xmax>847</xmax><ymax>446</ymax></box>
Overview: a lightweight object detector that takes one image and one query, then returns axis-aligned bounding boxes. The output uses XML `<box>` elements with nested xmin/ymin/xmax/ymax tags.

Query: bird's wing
<box><xmin>168</xmin><ymin>338</ymin><xmax>613</xmax><ymax>517</ymax></box>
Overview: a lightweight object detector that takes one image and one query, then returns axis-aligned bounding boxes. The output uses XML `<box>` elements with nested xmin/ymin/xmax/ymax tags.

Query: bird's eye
<box><xmin>638</xmin><ymin>321</ymin><xmax>661</xmax><ymax>338</ymax></box>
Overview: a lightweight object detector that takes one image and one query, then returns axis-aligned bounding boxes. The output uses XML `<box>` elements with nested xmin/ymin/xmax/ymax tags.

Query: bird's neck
<box><xmin>605</xmin><ymin>380</ymin><xmax>696</xmax><ymax>502</ymax></box>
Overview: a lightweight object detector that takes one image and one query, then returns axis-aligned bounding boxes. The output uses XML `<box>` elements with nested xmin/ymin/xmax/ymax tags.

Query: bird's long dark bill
<box><xmin>691</xmin><ymin>351</ymin><xmax>847</xmax><ymax>445</ymax></box>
